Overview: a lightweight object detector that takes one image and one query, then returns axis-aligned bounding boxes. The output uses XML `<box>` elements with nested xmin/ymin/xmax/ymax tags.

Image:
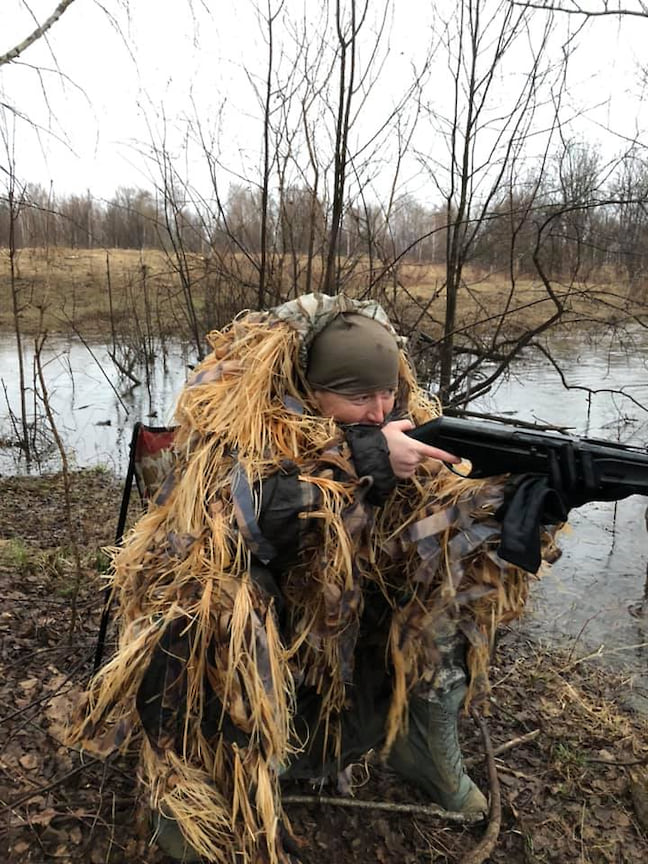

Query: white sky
<box><xmin>1</xmin><ymin>0</ymin><xmax>648</xmax><ymax>203</ymax></box>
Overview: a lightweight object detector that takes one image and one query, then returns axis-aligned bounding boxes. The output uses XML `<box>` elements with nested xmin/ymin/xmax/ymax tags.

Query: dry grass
<box><xmin>1</xmin><ymin>247</ymin><xmax>645</xmax><ymax>343</ymax></box>
<box><xmin>394</xmin><ymin>260</ymin><xmax>648</xmax><ymax>337</ymax></box>
<box><xmin>0</xmin><ymin>247</ymin><xmax>197</xmax><ymax>337</ymax></box>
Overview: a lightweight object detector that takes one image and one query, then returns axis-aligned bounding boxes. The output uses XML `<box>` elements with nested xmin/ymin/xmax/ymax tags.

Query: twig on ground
<box><xmin>488</xmin><ymin>695</ymin><xmax>535</xmax><ymax>732</ymax></box>
<box><xmin>281</xmin><ymin>794</ymin><xmax>484</xmax><ymax>824</ymax></box>
<box><xmin>585</xmin><ymin>757</ymin><xmax>648</xmax><ymax>766</ymax></box>
<box><xmin>0</xmin><ymin>758</ymin><xmax>99</xmax><ymax>814</ymax></box>
<box><xmin>459</xmin><ymin>710</ymin><xmax>502</xmax><ymax>864</ymax></box>
<box><xmin>0</xmin><ymin>654</ymin><xmax>90</xmax><ymax>728</ymax></box>
<box><xmin>565</xmin><ymin>614</ymin><xmax>602</xmax><ymax>665</ymax></box>
<box><xmin>465</xmin><ymin>728</ymin><xmax>540</xmax><ymax>766</ymax></box>
<box><xmin>493</xmin><ymin>761</ymin><xmax>531</xmax><ymax>780</ymax></box>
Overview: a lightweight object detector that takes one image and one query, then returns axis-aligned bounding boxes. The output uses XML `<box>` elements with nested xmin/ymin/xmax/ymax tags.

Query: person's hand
<box><xmin>381</xmin><ymin>419</ymin><xmax>460</xmax><ymax>478</ymax></box>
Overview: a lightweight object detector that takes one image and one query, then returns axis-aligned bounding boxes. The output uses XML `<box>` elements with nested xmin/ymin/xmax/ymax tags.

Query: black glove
<box><xmin>494</xmin><ymin>455</ymin><xmax>636</xmax><ymax>573</ymax></box>
<box><xmin>342</xmin><ymin>423</ymin><xmax>397</xmax><ymax>506</ymax></box>
<box><xmin>495</xmin><ymin>474</ymin><xmax>568</xmax><ymax>573</ymax></box>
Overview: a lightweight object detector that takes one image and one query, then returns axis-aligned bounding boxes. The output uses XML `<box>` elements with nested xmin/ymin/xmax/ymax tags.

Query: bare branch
<box><xmin>511</xmin><ymin>1</ymin><xmax>648</xmax><ymax>17</ymax></box>
<box><xmin>0</xmin><ymin>0</ymin><xmax>77</xmax><ymax>67</ymax></box>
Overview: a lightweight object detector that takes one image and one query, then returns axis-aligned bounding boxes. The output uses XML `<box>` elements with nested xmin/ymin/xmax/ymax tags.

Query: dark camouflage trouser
<box><xmin>282</xmin><ymin>591</ymin><xmax>468</xmax><ymax>784</ymax></box>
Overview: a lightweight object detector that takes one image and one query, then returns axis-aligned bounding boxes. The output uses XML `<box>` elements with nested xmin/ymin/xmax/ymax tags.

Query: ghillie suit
<box><xmin>67</xmin><ymin>294</ymin><xmax>556</xmax><ymax>863</ymax></box>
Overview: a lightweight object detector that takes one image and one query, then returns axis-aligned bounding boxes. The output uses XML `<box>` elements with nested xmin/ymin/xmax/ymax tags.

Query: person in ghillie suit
<box><xmin>67</xmin><ymin>293</ymin><xmax>555</xmax><ymax>862</ymax></box>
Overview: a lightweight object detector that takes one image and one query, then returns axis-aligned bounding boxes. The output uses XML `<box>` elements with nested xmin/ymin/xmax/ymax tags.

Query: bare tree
<box><xmin>410</xmin><ymin>0</ymin><xmax>575</xmax><ymax>407</ymax></box>
<box><xmin>511</xmin><ymin>1</ymin><xmax>648</xmax><ymax>18</ymax></box>
<box><xmin>256</xmin><ymin>0</ymin><xmax>284</xmax><ymax>308</ymax></box>
<box><xmin>1</xmin><ymin>111</ymin><xmax>33</xmax><ymax>462</ymax></box>
<box><xmin>610</xmin><ymin>150</ymin><xmax>648</xmax><ymax>286</ymax></box>
<box><xmin>0</xmin><ymin>0</ymin><xmax>636</xmax><ymax>422</ymax></box>
<box><xmin>322</xmin><ymin>0</ymin><xmax>364</xmax><ymax>294</ymax></box>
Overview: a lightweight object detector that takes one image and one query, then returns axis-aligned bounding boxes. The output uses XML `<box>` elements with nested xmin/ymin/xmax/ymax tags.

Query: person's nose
<box><xmin>364</xmin><ymin>397</ymin><xmax>385</xmax><ymax>424</ymax></box>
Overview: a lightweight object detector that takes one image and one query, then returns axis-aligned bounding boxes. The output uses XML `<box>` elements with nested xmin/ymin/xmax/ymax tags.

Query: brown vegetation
<box><xmin>1</xmin><ymin>246</ymin><xmax>644</xmax><ymax>343</ymax></box>
<box><xmin>0</xmin><ymin>247</ymin><xmax>198</xmax><ymax>338</ymax></box>
<box><xmin>0</xmin><ymin>470</ymin><xmax>647</xmax><ymax>863</ymax></box>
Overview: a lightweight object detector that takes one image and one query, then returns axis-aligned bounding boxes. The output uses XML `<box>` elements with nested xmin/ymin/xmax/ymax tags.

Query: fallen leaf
<box><xmin>28</xmin><ymin>807</ymin><xmax>57</xmax><ymax>827</ymax></box>
<box><xmin>90</xmin><ymin>845</ymin><xmax>106</xmax><ymax>863</ymax></box>
<box><xmin>45</xmin><ymin>672</ymin><xmax>67</xmax><ymax>691</ymax></box>
<box><xmin>630</xmin><ymin>769</ymin><xmax>648</xmax><ymax>832</ymax></box>
<box><xmin>45</xmin><ymin>692</ymin><xmax>75</xmax><ymax>735</ymax></box>
<box><xmin>19</xmin><ymin>752</ymin><xmax>39</xmax><ymax>770</ymax></box>
<box><xmin>69</xmin><ymin>825</ymin><xmax>83</xmax><ymax>845</ymax></box>
<box><xmin>595</xmin><ymin>748</ymin><xmax>616</xmax><ymax>762</ymax></box>
<box><xmin>616</xmin><ymin>811</ymin><xmax>631</xmax><ymax>829</ymax></box>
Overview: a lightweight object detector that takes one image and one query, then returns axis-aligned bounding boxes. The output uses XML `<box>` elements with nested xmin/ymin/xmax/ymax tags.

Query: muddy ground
<box><xmin>1</xmin><ymin>470</ymin><xmax>647</xmax><ymax>863</ymax></box>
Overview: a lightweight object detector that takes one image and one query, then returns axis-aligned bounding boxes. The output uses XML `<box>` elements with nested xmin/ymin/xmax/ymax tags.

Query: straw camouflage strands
<box><xmin>66</xmin><ymin>315</ymin><xmax>378</xmax><ymax>862</ymax></box>
<box><xmin>373</xmin><ymin>465</ymin><xmax>558</xmax><ymax>749</ymax></box>
<box><xmin>67</xmin><ymin>300</ymin><xmax>557</xmax><ymax>862</ymax></box>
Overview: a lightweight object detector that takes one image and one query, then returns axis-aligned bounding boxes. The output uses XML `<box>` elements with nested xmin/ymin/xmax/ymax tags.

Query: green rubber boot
<box><xmin>151</xmin><ymin>809</ymin><xmax>203</xmax><ymax>862</ymax></box>
<box><xmin>387</xmin><ymin>681</ymin><xmax>488</xmax><ymax>816</ymax></box>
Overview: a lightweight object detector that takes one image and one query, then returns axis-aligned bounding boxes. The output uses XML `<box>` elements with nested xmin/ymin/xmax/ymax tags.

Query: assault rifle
<box><xmin>406</xmin><ymin>415</ymin><xmax>648</xmax><ymax>572</ymax></box>
<box><xmin>407</xmin><ymin>415</ymin><xmax>648</xmax><ymax>495</ymax></box>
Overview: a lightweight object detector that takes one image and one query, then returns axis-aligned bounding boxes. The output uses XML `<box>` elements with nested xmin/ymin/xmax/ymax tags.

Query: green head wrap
<box><xmin>306</xmin><ymin>312</ymin><xmax>400</xmax><ymax>395</ymax></box>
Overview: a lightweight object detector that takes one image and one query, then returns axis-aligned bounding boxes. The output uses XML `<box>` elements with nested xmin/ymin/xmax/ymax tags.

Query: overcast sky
<box><xmin>1</xmin><ymin>0</ymin><xmax>648</xmax><ymax>203</ymax></box>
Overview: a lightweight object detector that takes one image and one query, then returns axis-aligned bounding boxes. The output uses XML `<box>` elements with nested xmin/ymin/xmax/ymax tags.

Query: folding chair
<box><xmin>92</xmin><ymin>422</ymin><xmax>177</xmax><ymax>674</ymax></box>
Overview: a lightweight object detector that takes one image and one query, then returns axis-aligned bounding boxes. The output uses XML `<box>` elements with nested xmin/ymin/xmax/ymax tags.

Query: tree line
<box><xmin>3</xmin><ymin>142</ymin><xmax>648</xmax><ymax>292</ymax></box>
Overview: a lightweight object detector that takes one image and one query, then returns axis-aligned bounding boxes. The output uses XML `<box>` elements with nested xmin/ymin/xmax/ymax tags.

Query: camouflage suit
<box><xmin>70</xmin><ymin>294</ymin><xmax>537</xmax><ymax>863</ymax></box>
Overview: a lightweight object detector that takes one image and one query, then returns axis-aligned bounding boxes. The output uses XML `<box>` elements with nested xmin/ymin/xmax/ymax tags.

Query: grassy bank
<box><xmin>0</xmin><ymin>247</ymin><xmax>205</xmax><ymax>339</ymax></box>
<box><xmin>2</xmin><ymin>247</ymin><xmax>644</xmax><ymax>345</ymax></box>
<box><xmin>0</xmin><ymin>469</ymin><xmax>647</xmax><ymax>863</ymax></box>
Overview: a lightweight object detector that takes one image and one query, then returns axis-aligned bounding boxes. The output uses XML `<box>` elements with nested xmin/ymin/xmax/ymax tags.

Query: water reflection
<box><xmin>0</xmin><ymin>334</ymin><xmax>193</xmax><ymax>475</ymax></box>
<box><xmin>470</xmin><ymin>331</ymin><xmax>648</xmax><ymax>443</ymax></box>
<box><xmin>469</xmin><ymin>335</ymin><xmax>648</xmax><ymax>709</ymax></box>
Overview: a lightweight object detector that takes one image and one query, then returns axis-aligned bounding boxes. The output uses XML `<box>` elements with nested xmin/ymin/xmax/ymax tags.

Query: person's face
<box><xmin>313</xmin><ymin>389</ymin><xmax>396</xmax><ymax>425</ymax></box>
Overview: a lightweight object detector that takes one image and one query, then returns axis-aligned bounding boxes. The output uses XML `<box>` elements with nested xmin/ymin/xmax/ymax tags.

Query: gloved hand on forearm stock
<box><xmin>494</xmin><ymin>445</ymin><xmax>635</xmax><ymax>574</ymax></box>
<box><xmin>494</xmin><ymin>474</ymin><xmax>568</xmax><ymax>573</ymax></box>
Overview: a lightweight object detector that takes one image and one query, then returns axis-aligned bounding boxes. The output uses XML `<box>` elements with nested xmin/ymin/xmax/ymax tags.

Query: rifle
<box><xmin>407</xmin><ymin>415</ymin><xmax>648</xmax><ymax>495</ymax></box>
<box><xmin>406</xmin><ymin>415</ymin><xmax>648</xmax><ymax>572</ymax></box>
